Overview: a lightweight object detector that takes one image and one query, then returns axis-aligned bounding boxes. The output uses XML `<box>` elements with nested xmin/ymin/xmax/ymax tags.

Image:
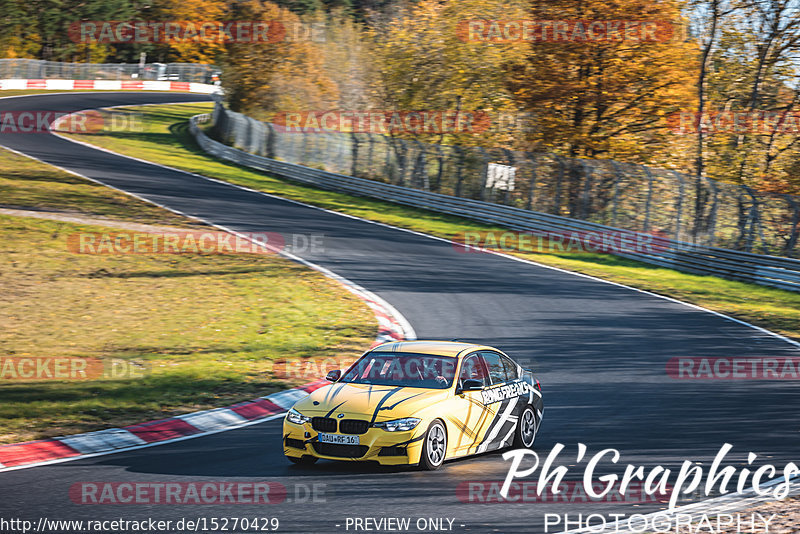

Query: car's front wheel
<box><xmin>513</xmin><ymin>405</ymin><xmax>537</xmax><ymax>448</ymax></box>
<box><xmin>419</xmin><ymin>419</ymin><xmax>447</xmax><ymax>470</ymax></box>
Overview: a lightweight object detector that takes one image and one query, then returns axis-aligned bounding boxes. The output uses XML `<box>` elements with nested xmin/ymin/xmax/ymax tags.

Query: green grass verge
<box><xmin>0</xmin><ymin>147</ymin><xmax>374</xmax><ymax>444</ymax></box>
<box><xmin>63</xmin><ymin>102</ymin><xmax>800</xmax><ymax>343</ymax></box>
<box><xmin>0</xmin><ymin>146</ymin><xmax>206</xmax><ymax>227</ymax></box>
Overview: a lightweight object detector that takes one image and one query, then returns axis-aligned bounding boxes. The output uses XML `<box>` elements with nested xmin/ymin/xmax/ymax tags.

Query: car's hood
<box><xmin>292</xmin><ymin>382</ymin><xmax>450</xmax><ymax>421</ymax></box>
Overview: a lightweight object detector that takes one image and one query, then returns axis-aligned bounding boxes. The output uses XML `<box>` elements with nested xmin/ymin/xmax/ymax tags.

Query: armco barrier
<box><xmin>189</xmin><ymin>114</ymin><xmax>800</xmax><ymax>292</ymax></box>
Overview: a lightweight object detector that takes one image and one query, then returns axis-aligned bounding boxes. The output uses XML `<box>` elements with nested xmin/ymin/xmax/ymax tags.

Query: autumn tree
<box><xmin>505</xmin><ymin>0</ymin><xmax>696</xmax><ymax>216</ymax></box>
<box><xmin>144</xmin><ymin>0</ymin><xmax>230</xmax><ymax>63</ymax></box>
<box><xmin>686</xmin><ymin>0</ymin><xmax>800</xmax><ymax>246</ymax></box>
<box><xmin>372</xmin><ymin>0</ymin><xmax>530</xmax><ymax>147</ymax></box>
<box><xmin>222</xmin><ymin>0</ymin><xmax>337</xmax><ymax>116</ymax></box>
<box><xmin>509</xmin><ymin>0</ymin><xmax>695</xmax><ymax>159</ymax></box>
<box><xmin>0</xmin><ymin>0</ymin><xmax>139</xmax><ymax>61</ymax></box>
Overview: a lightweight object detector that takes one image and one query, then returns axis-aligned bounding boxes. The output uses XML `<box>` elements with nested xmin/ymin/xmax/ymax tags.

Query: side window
<box><xmin>481</xmin><ymin>352</ymin><xmax>508</xmax><ymax>385</ymax></box>
<box><xmin>459</xmin><ymin>354</ymin><xmax>489</xmax><ymax>387</ymax></box>
<box><xmin>500</xmin><ymin>354</ymin><xmax>519</xmax><ymax>381</ymax></box>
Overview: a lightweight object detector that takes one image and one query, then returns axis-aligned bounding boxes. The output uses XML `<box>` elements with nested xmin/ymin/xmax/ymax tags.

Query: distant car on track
<box><xmin>283</xmin><ymin>341</ymin><xmax>543</xmax><ymax>470</ymax></box>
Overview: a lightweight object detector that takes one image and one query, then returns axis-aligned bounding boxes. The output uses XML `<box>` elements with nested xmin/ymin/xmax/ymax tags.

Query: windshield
<box><xmin>340</xmin><ymin>352</ymin><xmax>457</xmax><ymax>389</ymax></box>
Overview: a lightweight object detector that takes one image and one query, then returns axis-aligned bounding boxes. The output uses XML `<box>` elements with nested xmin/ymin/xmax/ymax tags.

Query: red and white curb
<box><xmin>0</xmin><ymin>303</ymin><xmax>408</xmax><ymax>471</ymax></box>
<box><xmin>0</xmin><ymin>380</ymin><xmax>323</xmax><ymax>471</ymax></box>
<box><xmin>0</xmin><ymin>79</ymin><xmax>220</xmax><ymax>94</ymax></box>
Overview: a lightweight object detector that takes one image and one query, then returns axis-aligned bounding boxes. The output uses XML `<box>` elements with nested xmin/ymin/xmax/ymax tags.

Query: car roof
<box><xmin>369</xmin><ymin>340</ymin><xmax>497</xmax><ymax>358</ymax></box>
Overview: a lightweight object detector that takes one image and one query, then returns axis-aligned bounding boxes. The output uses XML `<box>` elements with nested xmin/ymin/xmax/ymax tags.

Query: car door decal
<box><xmin>476</xmin><ymin>396</ymin><xmax>519</xmax><ymax>453</ymax></box>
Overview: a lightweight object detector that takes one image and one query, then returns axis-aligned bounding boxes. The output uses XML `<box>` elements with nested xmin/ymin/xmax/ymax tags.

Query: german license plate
<box><xmin>317</xmin><ymin>433</ymin><xmax>359</xmax><ymax>445</ymax></box>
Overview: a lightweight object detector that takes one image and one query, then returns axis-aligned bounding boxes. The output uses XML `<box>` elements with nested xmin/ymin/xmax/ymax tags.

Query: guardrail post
<box><xmin>742</xmin><ymin>186</ymin><xmax>757</xmax><ymax>253</ymax></box>
<box><xmin>454</xmin><ymin>146</ymin><xmax>466</xmax><ymax>197</ymax></box>
<box><xmin>397</xmin><ymin>138</ymin><xmax>409</xmax><ymax>186</ymax></box>
<box><xmin>433</xmin><ymin>145</ymin><xmax>444</xmax><ymax>193</ymax></box>
<box><xmin>554</xmin><ymin>156</ymin><xmax>565</xmax><ymax>216</ymax></box>
<box><xmin>265</xmin><ymin>123</ymin><xmax>276</xmax><ymax>159</ymax></box>
<box><xmin>642</xmin><ymin>166</ymin><xmax>655</xmax><ymax>233</ymax></box>
<box><xmin>301</xmin><ymin>131</ymin><xmax>310</xmax><ymax>166</ymax></box>
<box><xmin>672</xmin><ymin>170</ymin><xmax>685</xmax><ymax>242</ymax></box>
<box><xmin>503</xmin><ymin>148</ymin><xmax>515</xmax><ymax>205</ymax></box>
<box><xmin>581</xmin><ymin>161</ymin><xmax>594</xmax><ymax>220</ymax></box>
<box><xmin>742</xmin><ymin>186</ymin><xmax>769</xmax><ymax>255</ymax></box>
<box><xmin>610</xmin><ymin>161</ymin><xmax>623</xmax><ymax>227</ymax></box>
<box><xmin>477</xmin><ymin>147</ymin><xmax>491</xmax><ymax>201</ymax></box>
<box><xmin>525</xmin><ymin>153</ymin><xmax>538</xmax><ymax>211</ymax></box>
<box><xmin>706</xmin><ymin>177</ymin><xmax>719</xmax><ymax>247</ymax></box>
<box><xmin>413</xmin><ymin>140</ymin><xmax>428</xmax><ymax>191</ymax></box>
<box><xmin>364</xmin><ymin>134</ymin><xmax>375</xmax><ymax>178</ymax></box>
<box><xmin>350</xmin><ymin>132</ymin><xmax>360</xmax><ymax>178</ymax></box>
<box><xmin>783</xmin><ymin>194</ymin><xmax>800</xmax><ymax>258</ymax></box>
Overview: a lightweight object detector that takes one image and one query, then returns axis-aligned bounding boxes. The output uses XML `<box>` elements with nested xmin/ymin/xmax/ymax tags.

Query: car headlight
<box><xmin>286</xmin><ymin>408</ymin><xmax>310</xmax><ymax>425</ymax></box>
<box><xmin>373</xmin><ymin>417</ymin><xmax>421</xmax><ymax>432</ymax></box>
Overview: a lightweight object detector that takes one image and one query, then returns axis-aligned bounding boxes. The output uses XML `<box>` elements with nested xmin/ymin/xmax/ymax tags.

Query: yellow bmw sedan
<box><xmin>282</xmin><ymin>340</ymin><xmax>543</xmax><ymax>470</ymax></box>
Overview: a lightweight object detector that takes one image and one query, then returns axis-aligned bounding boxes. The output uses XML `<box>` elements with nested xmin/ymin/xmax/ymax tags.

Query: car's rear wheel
<box><xmin>513</xmin><ymin>405</ymin><xmax>537</xmax><ymax>449</ymax></box>
<box><xmin>287</xmin><ymin>455</ymin><xmax>317</xmax><ymax>465</ymax></box>
<box><xmin>419</xmin><ymin>420</ymin><xmax>447</xmax><ymax>470</ymax></box>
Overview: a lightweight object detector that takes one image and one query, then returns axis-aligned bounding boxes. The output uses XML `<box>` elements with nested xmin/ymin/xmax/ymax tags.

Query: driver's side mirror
<box><xmin>456</xmin><ymin>378</ymin><xmax>483</xmax><ymax>394</ymax></box>
<box><xmin>325</xmin><ymin>369</ymin><xmax>341</xmax><ymax>382</ymax></box>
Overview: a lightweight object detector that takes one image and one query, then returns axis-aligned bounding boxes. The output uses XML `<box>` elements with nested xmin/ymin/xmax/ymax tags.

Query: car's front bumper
<box><xmin>282</xmin><ymin>419</ymin><xmax>425</xmax><ymax>466</ymax></box>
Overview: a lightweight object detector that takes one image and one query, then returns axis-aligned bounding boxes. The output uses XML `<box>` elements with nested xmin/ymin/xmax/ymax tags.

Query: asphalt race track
<box><xmin>1</xmin><ymin>92</ymin><xmax>799</xmax><ymax>533</ymax></box>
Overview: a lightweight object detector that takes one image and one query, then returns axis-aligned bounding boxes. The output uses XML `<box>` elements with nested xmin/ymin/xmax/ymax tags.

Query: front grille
<box><xmin>339</xmin><ymin>419</ymin><xmax>369</xmax><ymax>435</ymax></box>
<box><xmin>285</xmin><ymin>438</ymin><xmax>306</xmax><ymax>450</ymax></box>
<box><xmin>378</xmin><ymin>446</ymin><xmax>407</xmax><ymax>457</ymax></box>
<box><xmin>312</xmin><ymin>443</ymin><xmax>369</xmax><ymax>458</ymax></box>
<box><xmin>311</xmin><ymin>417</ymin><xmax>337</xmax><ymax>433</ymax></box>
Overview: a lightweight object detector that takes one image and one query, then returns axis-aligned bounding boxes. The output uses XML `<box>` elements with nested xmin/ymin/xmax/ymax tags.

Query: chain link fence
<box><xmin>208</xmin><ymin>103</ymin><xmax>800</xmax><ymax>258</ymax></box>
<box><xmin>0</xmin><ymin>59</ymin><xmax>217</xmax><ymax>84</ymax></box>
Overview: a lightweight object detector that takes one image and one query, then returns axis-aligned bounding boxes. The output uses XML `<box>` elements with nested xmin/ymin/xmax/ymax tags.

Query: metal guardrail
<box><xmin>189</xmin><ymin>113</ymin><xmax>800</xmax><ymax>292</ymax></box>
<box><xmin>210</xmin><ymin>104</ymin><xmax>800</xmax><ymax>258</ymax></box>
<box><xmin>0</xmin><ymin>59</ymin><xmax>217</xmax><ymax>84</ymax></box>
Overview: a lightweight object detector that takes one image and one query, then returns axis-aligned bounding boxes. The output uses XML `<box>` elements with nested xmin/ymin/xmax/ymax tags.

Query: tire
<box><xmin>419</xmin><ymin>419</ymin><xmax>447</xmax><ymax>470</ymax></box>
<box><xmin>513</xmin><ymin>405</ymin><xmax>537</xmax><ymax>449</ymax></box>
<box><xmin>287</xmin><ymin>455</ymin><xmax>318</xmax><ymax>465</ymax></box>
